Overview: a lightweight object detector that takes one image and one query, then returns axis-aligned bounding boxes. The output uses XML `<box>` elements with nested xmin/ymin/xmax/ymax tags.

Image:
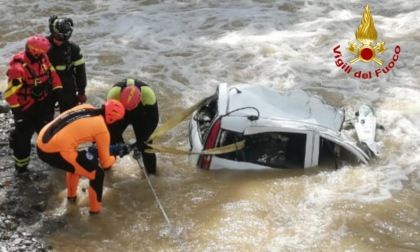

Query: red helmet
<box><xmin>26</xmin><ymin>35</ymin><xmax>50</xmax><ymax>57</ymax></box>
<box><xmin>103</xmin><ymin>100</ymin><xmax>125</xmax><ymax>124</ymax></box>
<box><xmin>120</xmin><ymin>85</ymin><xmax>141</xmax><ymax>111</ymax></box>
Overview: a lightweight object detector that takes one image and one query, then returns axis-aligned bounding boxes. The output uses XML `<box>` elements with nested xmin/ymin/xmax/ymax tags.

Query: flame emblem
<box><xmin>347</xmin><ymin>5</ymin><xmax>387</xmax><ymax>65</ymax></box>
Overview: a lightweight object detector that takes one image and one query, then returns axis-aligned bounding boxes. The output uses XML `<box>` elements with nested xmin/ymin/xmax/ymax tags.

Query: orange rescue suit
<box><xmin>37</xmin><ymin>104</ymin><xmax>116</xmax><ymax>213</ymax></box>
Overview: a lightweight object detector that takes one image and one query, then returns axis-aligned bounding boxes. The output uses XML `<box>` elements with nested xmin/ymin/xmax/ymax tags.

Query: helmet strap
<box><xmin>25</xmin><ymin>50</ymin><xmax>43</xmax><ymax>63</ymax></box>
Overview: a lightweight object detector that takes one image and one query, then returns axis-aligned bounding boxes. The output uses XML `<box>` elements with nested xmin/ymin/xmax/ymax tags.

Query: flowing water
<box><xmin>1</xmin><ymin>1</ymin><xmax>420</xmax><ymax>251</ymax></box>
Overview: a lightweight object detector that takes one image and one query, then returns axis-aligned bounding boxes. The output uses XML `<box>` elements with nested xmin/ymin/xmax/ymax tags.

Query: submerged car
<box><xmin>189</xmin><ymin>83</ymin><xmax>378</xmax><ymax>170</ymax></box>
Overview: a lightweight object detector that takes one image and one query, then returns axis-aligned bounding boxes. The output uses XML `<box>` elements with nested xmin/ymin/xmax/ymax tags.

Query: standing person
<box><xmin>47</xmin><ymin>15</ymin><xmax>87</xmax><ymax>112</ymax></box>
<box><xmin>106</xmin><ymin>78</ymin><xmax>159</xmax><ymax>175</ymax></box>
<box><xmin>36</xmin><ymin>100</ymin><xmax>126</xmax><ymax>214</ymax></box>
<box><xmin>4</xmin><ymin>35</ymin><xmax>63</xmax><ymax>174</ymax></box>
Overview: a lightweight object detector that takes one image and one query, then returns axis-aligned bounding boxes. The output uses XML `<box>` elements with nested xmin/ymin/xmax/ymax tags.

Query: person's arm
<box><xmin>4</xmin><ymin>63</ymin><xmax>24</xmax><ymax>110</ymax></box>
<box><xmin>46</xmin><ymin>59</ymin><xmax>65</xmax><ymax>112</ymax></box>
<box><xmin>72</xmin><ymin>43</ymin><xmax>87</xmax><ymax>102</ymax></box>
<box><xmin>96</xmin><ymin>130</ymin><xmax>116</xmax><ymax>169</ymax></box>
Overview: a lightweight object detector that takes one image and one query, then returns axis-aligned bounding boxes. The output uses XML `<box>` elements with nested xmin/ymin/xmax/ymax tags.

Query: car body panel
<box><xmin>189</xmin><ymin>83</ymin><xmax>371</xmax><ymax>170</ymax></box>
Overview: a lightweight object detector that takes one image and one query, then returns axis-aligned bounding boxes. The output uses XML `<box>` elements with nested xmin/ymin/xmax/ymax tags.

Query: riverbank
<box><xmin>0</xmin><ymin>109</ymin><xmax>57</xmax><ymax>251</ymax></box>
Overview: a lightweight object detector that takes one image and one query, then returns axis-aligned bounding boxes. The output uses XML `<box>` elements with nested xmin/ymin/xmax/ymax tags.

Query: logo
<box><xmin>347</xmin><ymin>5</ymin><xmax>386</xmax><ymax>65</ymax></box>
<box><xmin>86</xmin><ymin>151</ymin><xmax>94</xmax><ymax>160</ymax></box>
<box><xmin>333</xmin><ymin>5</ymin><xmax>401</xmax><ymax>79</ymax></box>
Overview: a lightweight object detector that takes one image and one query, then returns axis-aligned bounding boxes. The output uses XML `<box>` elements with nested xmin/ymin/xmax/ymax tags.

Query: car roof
<box><xmin>221</xmin><ymin>84</ymin><xmax>345</xmax><ymax>132</ymax></box>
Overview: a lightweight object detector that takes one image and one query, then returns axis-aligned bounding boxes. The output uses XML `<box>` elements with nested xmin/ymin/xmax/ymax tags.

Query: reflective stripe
<box><xmin>13</xmin><ymin>155</ymin><xmax>30</xmax><ymax>167</ymax></box>
<box><xmin>4</xmin><ymin>81</ymin><xmax>23</xmax><ymax>99</ymax></box>
<box><xmin>55</xmin><ymin>65</ymin><xmax>67</xmax><ymax>71</ymax></box>
<box><xmin>55</xmin><ymin>58</ymin><xmax>85</xmax><ymax>70</ymax></box>
<box><xmin>52</xmin><ymin>86</ymin><xmax>63</xmax><ymax>91</ymax></box>
<box><xmin>8</xmin><ymin>104</ymin><xmax>20</xmax><ymax>109</ymax></box>
<box><xmin>73</xmin><ymin>57</ymin><xmax>85</xmax><ymax>66</ymax></box>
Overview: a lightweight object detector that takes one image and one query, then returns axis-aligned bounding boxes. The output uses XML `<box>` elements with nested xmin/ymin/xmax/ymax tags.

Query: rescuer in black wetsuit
<box><xmin>106</xmin><ymin>78</ymin><xmax>159</xmax><ymax>175</ymax></box>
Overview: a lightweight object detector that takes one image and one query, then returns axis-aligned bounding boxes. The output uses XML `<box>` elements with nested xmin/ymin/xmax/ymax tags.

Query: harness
<box><xmin>42</xmin><ymin>108</ymin><xmax>101</xmax><ymax>143</ymax></box>
<box><xmin>14</xmin><ymin>59</ymin><xmax>53</xmax><ymax>101</ymax></box>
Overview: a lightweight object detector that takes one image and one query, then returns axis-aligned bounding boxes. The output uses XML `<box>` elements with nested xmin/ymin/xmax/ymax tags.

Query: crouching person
<box><xmin>36</xmin><ymin>100</ymin><xmax>125</xmax><ymax>214</ymax></box>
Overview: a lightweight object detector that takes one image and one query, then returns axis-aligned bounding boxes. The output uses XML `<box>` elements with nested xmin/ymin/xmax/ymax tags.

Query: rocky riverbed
<box><xmin>0</xmin><ymin>104</ymin><xmax>63</xmax><ymax>251</ymax></box>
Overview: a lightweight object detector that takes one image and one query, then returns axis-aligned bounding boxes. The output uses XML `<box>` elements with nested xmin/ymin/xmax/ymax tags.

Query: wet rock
<box><xmin>2</xmin><ymin>232</ymin><xmax>11</xmax><ymax>240</ymax></box>
<box><xmin>0</xmin><ymin>100</ymin><xmax>10</xmax><ymax>114</ymax></box>
<box><xmin>32</xmin><ymin>201</ymin><xmax>47</xmax><ymax>212</ymax></box>
<box><xmin>4</xmin><ymin>219</ymin><xmax>18</xmax><ymax>230</ymax></box>
<box><xmin>0</xmin><ymin>111</ymin><xmax>50</xmax><ymax>252</ymax></box>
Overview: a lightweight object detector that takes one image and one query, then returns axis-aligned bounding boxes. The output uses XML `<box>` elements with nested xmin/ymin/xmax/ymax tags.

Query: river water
<box><xmin>1</xmin><ymin>1</ymin><xmax>420</xmax><ymax>251</ymax></box>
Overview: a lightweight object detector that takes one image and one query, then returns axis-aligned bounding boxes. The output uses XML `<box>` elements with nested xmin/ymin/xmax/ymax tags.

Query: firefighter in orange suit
<box><xmin>36</xmin><ymin>100</ymin><xmax>125</xmax><ymax>214</ymax></box>
<box><xmin>4</xmin><ymin>35</ymin><xmax>63</xmax><ymax>174</ymax></box>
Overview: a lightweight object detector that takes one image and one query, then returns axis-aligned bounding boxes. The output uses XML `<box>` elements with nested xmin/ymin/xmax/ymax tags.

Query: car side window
<box><xmin>243</xmin><ymin>132</ymin><xmax>307</xmax><ymax>168</ymax></box>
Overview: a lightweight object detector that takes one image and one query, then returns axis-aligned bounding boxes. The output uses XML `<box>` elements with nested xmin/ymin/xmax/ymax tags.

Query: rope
<box><xmin>148</xmin><ymin>95</ymin><xmax>215</xmax><ymax>142</ymax></box>
<box><xmin>135</xmin><ymin>156</ymin><xmax>186</xmax><ymax>252</ymax></box>
<box><xmin>145</xmin><ymin>140</ymin><xmax>246</xmax><ymax>155</ymax></box>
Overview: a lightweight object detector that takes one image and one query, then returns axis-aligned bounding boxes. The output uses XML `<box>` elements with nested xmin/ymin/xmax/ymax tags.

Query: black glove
<box><xmin>109</xmin><ymin>144</ymin><xmax>129</xmax><ymax>157</ymax></box>
<box><xmin>89</xmin><ymin>144</ymin><xmax>129</xmax><ymax>158</ymax></box>
<box><xmin>132</xmin><ymin>146</ymin><xmax>141</xmax><ymax>159</ymax></box>
<box><xmin>53</xmin><ymin>89</ymin><xmax>66</xmax><ymax>113</ymax></box>
<box><xmin>76</xmin><ymin>93</ymin><xmax>87</xmax><ymax>103</ymax></box>
<box><xmin>126</xmin><ymin>141</ymin><xmax>140</xmax><ymax>159</ymax></box>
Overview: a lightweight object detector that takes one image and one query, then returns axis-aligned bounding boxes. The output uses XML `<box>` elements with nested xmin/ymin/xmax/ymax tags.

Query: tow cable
<box><xmin>134</xmin><ymin>153</ymin><xmax>186</xmax><ymax>252</ymax></box>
